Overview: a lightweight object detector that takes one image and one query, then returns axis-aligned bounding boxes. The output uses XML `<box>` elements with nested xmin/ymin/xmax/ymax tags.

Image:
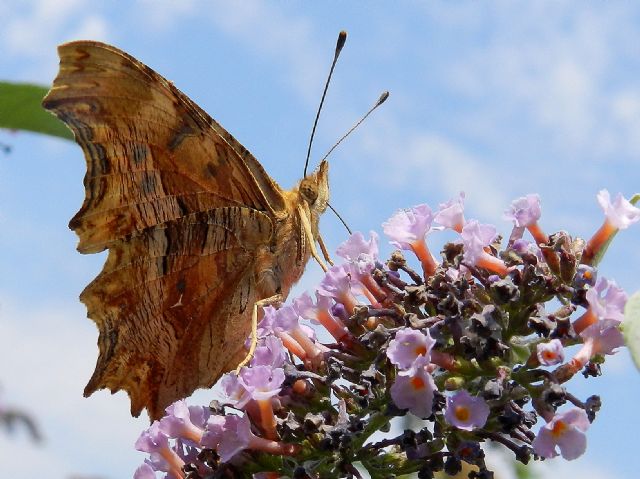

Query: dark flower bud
<box><xmin>444</xmin><ymin>456</ymin><xmax>462</xmax><ymax>475</ymax></box>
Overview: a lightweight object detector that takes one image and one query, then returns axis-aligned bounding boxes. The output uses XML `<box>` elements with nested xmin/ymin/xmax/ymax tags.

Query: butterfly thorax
<box><xmin>255</xmin><ymin>160</ymin><xmax>329</xmax><ymax>301</ymax></box>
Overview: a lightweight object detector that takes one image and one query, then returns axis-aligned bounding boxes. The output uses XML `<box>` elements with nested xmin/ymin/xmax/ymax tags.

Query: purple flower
<box><xmin>387</xmin><ymin>327</ymin><xmax>436</xmax><ymax>370</ymax></box>
<box><xmin>532</xmin><ymin>408</ymin><xmax>590</xmax><ymax>460</ymax></box>
<box><xmin>504</xmin><ymin>194</ymin><xmax>542</xmax><ymax>227</ymax></box>
<box><xmin>390</xmin><ymin>356</ymin><xmax>437</xmax><ymax>418</ymax></box>
<box><xmin>317</xmin><ymin>264</ymin><xmax>360</xmax><ymax>313</ymax></box>
<box><xmin>382</xmin><ymin>204</ymin><xmax>435</xmax><ymax>249</ymax></box>
<box><xmin>134</xmin><ymin>463</ymin><xmax>156</xmax><ymax>479</ymax></box>
<box><xmin>238</xmin><ymin>365</ymin><xmax>285</xmax><ymax>401</ymax></box>
<box><xmin>460</xmin><ymin>220</ymin><xmax>509</xmax><ymax>276</ymax></box>
<box><xmin>201</xmin><ymin>414</ymin><xmax>252</xmax><ymax>462</ymax></box>
<box><xmin>135</xmin><ymin>422</ymin><xmax>169</xmax><ymax>453</ymax></box>
<box><xmin>220</xmin><ymin>372</ymin><xmax>251</xmax><ymax>408</ymax></box>
<box><xmin>251</xmin><ymin>335</ymin><xmax>287</xmax><ymax>369</ymax></box>
<box><xmin>202</xmin><ymin>414</ymin><xmax>294</xmax><ymax>463</ymax></box>
<box><xmin>135</xmin><ymin>422</ymin><xmax>184</xmax><ymax>477</ymax></box>
<box><xmin>271</xmin><ymin>304</ymin><xmax>300</xmax><ymax>333</ymax></box>
<box><xmin>434</xmin><ymin>192</ymin><xmax>466</xmax><ymax>232</ymax></box>
<box><xmin>597</xmin><ymin>189</ymin><xmax>640</xmax><ymax>230</ymax></box>
<box><xmin>585</xmin><ymin>277</ymin><xmax>627</xmax><ymax>323</ymax></box>
<box><xmin>336</xmin><ymin>231</ymin><xmax>379</xmax><ymax>273</ymax></box>
<box><xmin>444</xmin><ymin>390</ymin><xmax>490</xmax><ymax>431</ymax></box>
<box><xmin>159</xmin><ymin>400</ymin><xmax>207</xmax><ymax>444</ymax></box>
<box><xmin>580</xmin><ymin>319</ymin><xmax>625</xmax><ymax>356</ymax></box>
<box><xmin>461</xmin><ymin>220</ymin><xmax>497</xmax><ymax>265</ymax></box>
<box><xmin>537</xmin><ymin>339</ymin><xmax>565</xmax><ymax>366</ymax></box>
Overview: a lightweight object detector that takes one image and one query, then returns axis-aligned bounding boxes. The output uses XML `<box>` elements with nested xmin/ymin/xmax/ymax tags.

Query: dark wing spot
<box><xmin>140</xmin><ymin>171</ymin><xmax>157</xmax><ymax>195</ymax></box>
<box><xmin>177</xmin><ymin>278</ymin><xmax>186</xmax><ymax>294</ymax></box>
<box><xmin>168</xmin><ymin>122</ymin><xmax>195</xmax><ymax>151</ymax></box>
<box><xmin>205</xmin><ymin>161</ymin><xmax>218</xmax><ymax>177</ymax></box>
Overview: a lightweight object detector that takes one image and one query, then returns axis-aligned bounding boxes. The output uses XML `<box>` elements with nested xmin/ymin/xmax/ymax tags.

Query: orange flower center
<box><xmin>543</xmin><ymin>350</ymin><xmax>556</xmax><ymax>361</ymax></box>
<box><xmin>410</xmin><ymin>376</ymin><xmax>426</xmax><ymax>390</ymax></box>
<box><xmin>415</xmin><ymin>345</ymin><xmax>427</xmax><ymax>356</ymax></box>
<box><xmin>454</xmin><ymin>405</ymin><xmax>470</xmax><ymax>422</ymax></box>
<box><xmin>551</xmin><ymin>420</ymin><xmax>568</xmax><ymax>438</ymax></box>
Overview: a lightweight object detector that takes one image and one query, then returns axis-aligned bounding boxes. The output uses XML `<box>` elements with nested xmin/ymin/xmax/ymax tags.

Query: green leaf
<box><xmin>0</xmin><ymin>81</ymin><xmax>73</xmax><ymax>140</ymax></box>
<box><xmin>623</xmin><ymin>290</ymin><xmax>640</xmax><ymax>371</ymax></box>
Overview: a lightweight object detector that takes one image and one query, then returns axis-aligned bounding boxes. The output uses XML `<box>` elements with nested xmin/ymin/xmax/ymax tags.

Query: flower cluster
<box><xmin>135</xmin><ymin>189</ymin><xmax>639</xmax><ymax>479</ymax></box>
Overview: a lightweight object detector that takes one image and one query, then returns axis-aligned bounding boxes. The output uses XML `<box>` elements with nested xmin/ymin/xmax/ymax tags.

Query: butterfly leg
<box><xmin>234</xmin><ymin>293</ymin><xmax>283</xmax><ymax>373</ymax></box>
<box><xmin>317</xmin><ymin>234</ymin><xmax>334</xmax><ymax>266</ymax></box>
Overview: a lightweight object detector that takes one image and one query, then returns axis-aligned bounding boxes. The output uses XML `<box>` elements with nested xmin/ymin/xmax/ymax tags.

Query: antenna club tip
<box><xmin>377</xmin><ymin>91</ymin><xmax>390</xmax><ymax>106</ymax></box>
<box><xmin>336</xmin><ymin>31</ymin><xmax>347</xmax><ymax>54</ymax></box>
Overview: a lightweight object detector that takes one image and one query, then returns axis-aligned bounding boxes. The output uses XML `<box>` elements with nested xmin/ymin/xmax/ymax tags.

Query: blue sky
<box><xmin>1</xmin><ymin>1</ymin><xmax>640</xmax><ymax>478</ymax></box>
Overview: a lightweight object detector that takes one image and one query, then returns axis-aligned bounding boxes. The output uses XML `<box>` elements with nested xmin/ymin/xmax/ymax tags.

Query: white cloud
<box><xmin>358</xmin><ymin>120</ymin><xmax>509</xmax><ymax>220</ymax></box>
<box><xmin>0</xmin><ymin>295</ymin><xmax>146</xmax><ymax>479</ymax></box>
<box><xmin>436</xmin><ymin>3</ymin><xmax>640</xmax><ymax>160</ymax></box>
<box><xmin>2</xmin><ymin>0</ymin><xmax>111</xmax><ymax>80</ymax></box>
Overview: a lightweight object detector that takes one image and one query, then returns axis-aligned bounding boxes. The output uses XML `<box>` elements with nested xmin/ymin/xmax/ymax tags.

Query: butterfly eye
<box><xmin>300</xmin><ymin>180</ymin><xmax>318</xmax><ymax>204</ymax></box>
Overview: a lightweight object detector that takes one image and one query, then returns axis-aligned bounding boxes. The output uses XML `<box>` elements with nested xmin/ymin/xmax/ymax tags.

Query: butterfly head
<box><xmin>299</xmin><ymin>160</ymin><xmax>329</xmax><ymax>216</ymax></box>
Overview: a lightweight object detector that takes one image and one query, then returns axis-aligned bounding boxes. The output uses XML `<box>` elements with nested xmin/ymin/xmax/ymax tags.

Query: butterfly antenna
<box><xmin>327</xmin><ymin>202</ymin><xmax>353</xmax><ymax>235</ymax></box>
<box><xmin>320</xmin><ymin>91</ymin><xmax>389</xmax><ymax>163</ymax></box>
<box><xmin>304</xmin><ymin>30</ymin><xmax>347</xmax><ymax>177</ymax></box>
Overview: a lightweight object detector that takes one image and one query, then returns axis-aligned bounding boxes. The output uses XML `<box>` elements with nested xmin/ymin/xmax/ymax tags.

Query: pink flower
<box><xmin>294</xmin><ymin>292</ymin><xmax>349</xmax><ymax>342</ymax></box>
<box><xmin>336</xmin><ymin>231</ymin><xmax>379</xmax><ymax>272</ymax></box>
<box><xmin>586</xmin><ymin>277</ymin><xmax>627</xmax><ymax>323</ymax></box>
<box><xmin>532</xmin><ymin>408</ymin><xmax>590</xmax><ymax>460</ymax></box>
<box><xmin>434</xmin><ymin>192</ymin><xmax>466</xmax><ymax>232</ymax></box>
<box><xmin>387</xmin><ymin>327</ymin><xmax>436</xmax><ymax>370</ymax></box>
<box><xmin>444</xmin><ymin>390</ymin><xmax>490</xmax><ymax>431</ymax></box>
<box><xmin>238</xmin><ymin>366</ymin><xmax>285</xmax><ymax>402</ymax></box>
<box><xmin>536</xmin><ymin>339</ymin><xmax>565</xmax><ymax>366</ymax></box>
<box><xmin>461</xmin><ymin>220</ymin><xmax>510</xmax><ymax>276</ymax></box>
<box><xmin>135</xmin><ymin>422</ymin><xmax>185</xmax><ymax>478</ymax></box>
<box><xmin>201</xmin><ymin>414</ymin><xmax>297</xmax><ymax>462</ymax></box>
<box><xmin>597</xmin><ymin>189</ymin><xmax>640</xmax><ymax>230</ymax></box>
<box><xmin>574</xmin><ymin>277</ymin><xmax>627</xmax><ymax>335</ymax></box>
<box><xmin>317</xmin><ymin>264</ymin><xmax>361</xmax><ymax>314</ymax></box>
<box><xmin>159</xmin><ymin>400</ymin><xmax>208</xmax><ymax>445</ymax></box>
<box><xmin>383</xmin><ymin>204</ymin><xmax>434</xmax><ymax>249</ymax></box>
<box><xmin>583</xmin><ymin>190</ymin><xmax>640</xmax><ymax>265</ymax></box>
<box><xmin>134</xmin><ymin>463</ymin><xmax>157</xmax><ymax>479</ymax></box>
<box><xmin>504</xmin><ymin>194</ymin><xmax>541</xmax><ymax>228</ymax></box>
<box><xmin>390</xmin><ymin>356</ymin><xmax>437</xmax><ymax>418</ymax></box>
<box><xmin>383</xmin><ymin>204</ymin><xmax>439</xmax><ymax>276</ymax></box>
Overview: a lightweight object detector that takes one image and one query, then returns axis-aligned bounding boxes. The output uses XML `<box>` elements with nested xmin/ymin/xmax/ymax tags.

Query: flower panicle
<box><xmin>134</xmin><ymin>190</ymin><xmax>635</xmax><ymax>478</ymax></box>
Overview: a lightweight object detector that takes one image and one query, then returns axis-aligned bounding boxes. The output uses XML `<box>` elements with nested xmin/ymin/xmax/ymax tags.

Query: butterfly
<box><xmin>42</xmin><ymin>39</ymin><xmax>337</xmax><ymax>420</ymax></box>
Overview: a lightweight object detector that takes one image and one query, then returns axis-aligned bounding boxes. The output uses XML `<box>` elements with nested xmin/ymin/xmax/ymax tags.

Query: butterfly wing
<box><xmin>43</xmin><ymin>41</ymin><xmax>286</xmax><ymax>418</ymax></box>
<box><xmin>43</xmin><ymin>40</ymin><xmax>287</xmax><ymax>253</ymax></box>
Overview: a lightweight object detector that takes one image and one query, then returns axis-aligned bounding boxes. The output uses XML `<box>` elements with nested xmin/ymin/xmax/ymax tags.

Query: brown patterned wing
<box><xmin>42</xmin><ymin>41</ymin><xmax>287</xmax><ymax>418</ymax></box>
<box><xmin>42</xmin><ymin>40</ymin><xmax>287</xmax><ymax>254</ymax></box>
<box><xmin>81</xmin><ymin>207</ymin><xmax>273</xmax><ymax>419</ymax></box>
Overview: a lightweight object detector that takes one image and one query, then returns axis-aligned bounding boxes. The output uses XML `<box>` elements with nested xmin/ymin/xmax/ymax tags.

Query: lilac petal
<box><xmin>383</xmin><ymin>204</ymin><xmax>434</xmax><ymax>249</ymax></box>
<box><xmin>536</xmin><ymin>339</ymin><xmax>565</xmax><ymax>366</ymax></box>
<box><xmin>504</xmin><ymin>194</ymin><xmax>542</xmax><ymax>227</ymax></box>
<box><xmin>434</xmin><ymin>192</ymin><xmax>465</xmax><ymax>230</ymax></box>
<box><xmin>532</xmin><ymin>428</ymin><xmax>559</xmax><ymax>459</ymax></box>
<box><xmin>444</xmin><ymin>390</ymin><xmax>490</xmax><ymax>431</ymax></box>
<box><xmin>387</xmin><ymin>327</ymin><xmax>435</xmax><ymax>370</ymax></box>
<box><xmin>239</xmin><ymin>365</ymin><xmax>285</xmax><ymax>401</ymax></box>
<box><xmin>597</xmin><ymin>189</ymin><xmax>640</xmax><ymax>230</ymax></box>
<box><xmin>557</xmin><ymin>427</ymin><xmax>588</xmax><ymax>460</ymax></box>
<box><xmin>134</xmin><ymin>463</ymin><xmax>157</xmax><ymax>479</ymax></box>
<box><xmin>217</xmin><ymin>415</ymin><xmax>253</xmax><ymax>462</ymax></box>
<box><xmin>390</xmin><ymin>360</ymin><xmax>436</xmax><ymax>418</ymax></box>
<box><xmin>336</xmin><ymin>231</ymin><xmax>379</xmax><ymax>262</ymax></box>
<box><xmin>461</xmin><ymin>220</ymin><xmax>498</xmax><ymax>264</ymax></box>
